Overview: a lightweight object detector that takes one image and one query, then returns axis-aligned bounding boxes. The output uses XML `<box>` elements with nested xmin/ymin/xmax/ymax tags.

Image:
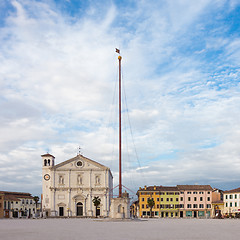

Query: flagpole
<box><xmin>116</xmin><ymin>48</ymin><xmax>122</xmax><ymax>198</ymax></box>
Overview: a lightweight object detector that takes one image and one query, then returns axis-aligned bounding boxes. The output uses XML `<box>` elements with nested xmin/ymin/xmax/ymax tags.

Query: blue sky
<box><xmin>0</xmin><ymin>0</ymin><xmax>240</xmax><ymax>198</ymax></box>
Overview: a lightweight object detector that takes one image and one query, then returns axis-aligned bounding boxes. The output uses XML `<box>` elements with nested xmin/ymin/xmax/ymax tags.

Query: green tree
<box><xmin>33</xmin><ymin>196</ymin><xmax>40</xmax><ymax>211</ymax></box>
<box><xmin>92</xmin><ymin>196</ymin><xmax>101</xmax><ymax>217</ymax></box>
<box><xmin>147</xmin><ymin>198</ymin><xmax>155</xmax><ymax>218</ymax></box>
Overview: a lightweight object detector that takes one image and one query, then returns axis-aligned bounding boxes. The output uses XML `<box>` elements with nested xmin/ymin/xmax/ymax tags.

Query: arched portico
<box><xmin>72</xmin><ymin>194</ymin><xmax>87</xmax><ymax>217</ymax></box>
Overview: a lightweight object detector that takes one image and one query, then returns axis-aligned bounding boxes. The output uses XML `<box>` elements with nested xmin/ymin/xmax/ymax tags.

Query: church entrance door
<box><xmin>77</xmin><ymin>202</ymin><xmax>83</xmax><ymax>216</ymax></box>
<box><xmin>59</xmin><ymin>207</ymin><xmax>64</xmax><ymax>216</ymax></box>
<box><xmin>96</xmin><ymin>207</ymin><xmax>100</xmax><ymax>216</ymax></box>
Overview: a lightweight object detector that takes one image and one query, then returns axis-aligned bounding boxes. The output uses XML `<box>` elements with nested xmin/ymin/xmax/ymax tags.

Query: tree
<box><xmin>33</xmin><ymin>196</ymin><xmax>39</xmax><ymax>211</ymax></box>
<box><xmin>92</xmin><ymin>196</ymin><xmax>101</xmax><ymax>217</ymax></box>
<box><xmin>147</xmin><ymin>198</ymin><xmax>155</xmax><ymax>218</ymax></box>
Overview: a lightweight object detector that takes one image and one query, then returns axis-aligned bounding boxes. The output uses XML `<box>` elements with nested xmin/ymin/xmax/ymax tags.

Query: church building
<box><xmin>42</xmin><ymin>153</ymin><xmax>113</xmax><ymax>217</ymax></box>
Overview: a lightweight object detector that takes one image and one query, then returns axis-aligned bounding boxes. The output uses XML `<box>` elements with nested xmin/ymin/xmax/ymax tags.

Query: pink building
<box><xmin>177</xmin><ymin>185</ymin><xmax>212</xmax><ymax>218</ymax></box>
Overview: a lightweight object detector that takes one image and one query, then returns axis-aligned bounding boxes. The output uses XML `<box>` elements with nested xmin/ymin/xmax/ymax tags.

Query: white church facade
<box><xmin>41</xmin><ymin>153</ymin><xmax>113</xmax><ymax>217</ymax></box>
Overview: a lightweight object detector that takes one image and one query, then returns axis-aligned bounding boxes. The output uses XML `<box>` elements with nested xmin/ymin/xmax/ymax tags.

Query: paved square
<box><xmin>1</xmin><ymin>218</ymin><xmax>240</xmax><ymax>240</ymax></box>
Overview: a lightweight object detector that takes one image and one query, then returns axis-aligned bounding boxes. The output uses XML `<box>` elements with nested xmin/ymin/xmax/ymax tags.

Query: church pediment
<box><xmin>72</xmin><ymin>194</ymin><xmax>87</xmax><ymax>201</ymax></box>
<box><xmin>53</xmin><ymin>154</ymin><xmax>109</xmax><ymax>171</ymax></box>
<box><xmin>57</xmin><ymin>202</ymin><xmax>66</xmax><ymax>207</ymax></box>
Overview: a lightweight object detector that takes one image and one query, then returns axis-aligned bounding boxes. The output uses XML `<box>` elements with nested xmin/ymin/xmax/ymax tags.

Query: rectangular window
<box><xmin>226</xmin><ymin>195</ymin><xmax>228</xmax><ymax>200</ymax></box>
<box><xmin>200</xmin><ymin>197</ymin><xmax>203</xmax><ymax>201</ymax></box>
<box><xmin>175</xmin><ymin>204</ymin><xmax>179</xmax><ymax>208</ymax></box>
<box><xmin>226</xmin><ymin>203</ymin><xmax>228</xmax><ymax>207</ymax></box>
<box><xmin>180</xmin><ymin>197</ymin><xmax>183</xmax><ymax>201</ymax></box>
<box><xmin>30</xmin><ymin>200</ymin><xmax>32</xmax><ymax>204</ymax></box>
<box><xmin>235</xmin><ymin>202</ymin><xmax>237</xmax><ymax>207</ymax></box>
<box><xmin>143</xmin><ymin>211</ymin><xmax>146</xmax><ymax>216</ymax></box>
<box><xmin>22</xmin><ymin>200</ymin><xmax>24</xmax><ymax>204</ymax></box>
<box><xmin>142</xmin><ymin>198</ymin><xmax>144</xmax><ymax>202</ymax></box>
<box><xmin>175</xmin><ymin>212</ymin><xmax>178</xmax><ymax>217</ymax></box>
<box><xmin>235</xmin><ymin>194</ymin><xmax>237</xmax><ymax>199</ymax></box>
<box><xmin>161</xmin><ymin>198</ymin><xmax>163</xmax><ymax>201</ymax></box>
<box><xmin>157</xmin><ymin>204</ymin><xmax>159</xmax><ymax>208</ymax></box>
<box><xmin>230</xmin><ymin>202</ymin><xmax>232</xmax><ymax>207</ymax></box>
<box><xmin>157</xmin><ymin>198</ymin><xmax>159</xmax><ymax>202</ymax></box>
<box><xmin>171</xmin><ymin>212</ymin><xmax>173</xmax><ymax>217</ymax></box>
<box><xmin>180</xmin><ymin>204</ymin><xmax>184</xmax><ymax>208</ymax></box>
<box><xmin>207</xmin><ymin>197</ymin><xmax>210</xmax><ymax>201</ymax></box>
<box><xmin>170</xmin><ymin>198</ymin><xmax>173</xmax><ymax>202</ymax></box>
<box><xmin>26</xmin><ymin>200</ymin><xmax>29</xmax><ymax>204</ymax></box>
<box><xmin>166</xmin><ymin>198</ymin><xmax>169</xmax><ymax>202</ymax></box>
<box><xmin>186</xmin><ymin>211</ymin><xmax>192</xmax><ymax>217</ymax></box>
<box><xmin>194</xmin><ymin>197</ymin><xmax>197</xmax><ymax>201</ymax></box>
<box><xmin>198</xmin><ymin>211</ymin><xmax>205</xmax><ymax>217</ymax></box>
<box><xmin>188</xmin><ymin>197</ymin><xmax>191</xmax><ymax>201</ymax></box>
<box><xmin>193</xmin><ymin>204</ymin><xmax>198</xmax><ymax>208</ymax></box>
<box><xmin>160</xmin><ymin>204</ymin><xmax>164</xmax><ymax>209</ymax></box>
<box><xmin>187</xmin><ymin>192</ymin><xmax>192</xmax><ymax>194</ymax></box>
<box><xmin>230</xmin><ymin>195</ymin><xmax>233</xmax><ymax>199</ymax></box>
<box><xmin>207</xmin><ymin>204</ymin><xmax>211</xmax><ymax>208</ymax></box>
<box><xmin>142</xmin><ymin>204</ymin><xmax>144</xmax><ymax>208</ymax></box>
<box><xmin>199</xmin><ymin>204</ymin><xmax>204</xmax><ymax>208</ymax></box>
<box><xmin>187</xmin><ymin>204</ymin><xmax>192</xmax><ymax>208</ymax></box>
<box><xmin>176</xmin><ymin>198</ymin><xmax>179</xmax><ymax>201</ymax></box>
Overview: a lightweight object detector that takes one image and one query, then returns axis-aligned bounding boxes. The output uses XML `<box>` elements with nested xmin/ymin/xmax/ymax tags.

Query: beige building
<box><xmin>223</xmin><ymin>187</ymin><xmax>240</xmax><ymax>217</ymax></box>
<box><xmin>42</xmin><ymin>153</ymin><xmax>113</xmax><ymax>217</ymax></box>
<box><xmin>0</xmin><ymin>191</ymin><xmax>39</xmax><ymax>218</ymax></box>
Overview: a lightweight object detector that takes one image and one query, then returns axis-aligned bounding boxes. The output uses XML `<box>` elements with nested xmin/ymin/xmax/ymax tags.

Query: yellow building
<box><xmin>137</xmin><ymin>186</ymin><xmax>180</xmax><ymax>218</ymax></box>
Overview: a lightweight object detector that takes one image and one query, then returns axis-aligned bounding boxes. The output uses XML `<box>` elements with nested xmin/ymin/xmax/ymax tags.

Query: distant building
<box><xmin>212</xmin><ymin>188</ymin><xmax>224</xmax><ymax>218</ymax></box>
<box><xmin>177</xmin><ymin>185</ymin><xmax>212</xmax><ymax>218</ymax></box>
<box><xmin>42</xmin><ymin>153</ymin><xmax>113</xmax><ymax>217</ymax></box>
<box><xmin>0</xmin><ymin>191</ymin><xmax>39</xmax><ymax>218</ymax></box>
<box><xmin>137</xmin><ymin>185</ymin><xmax>213</xmax><ymax>218</ymax></box>
<box><xmin>137</xmin><ymin>185</ymin><xmax>180</xmax><ymax>218</ymax></box>
<box><xmin>130</xmin><ymin>200</ymin><xmax>139</xmax><ymax>218</ymax></box>
<box><xmin>223</xmin><ymin>187</ymin><xmax>240</xmax><ymax>217</ymax></box>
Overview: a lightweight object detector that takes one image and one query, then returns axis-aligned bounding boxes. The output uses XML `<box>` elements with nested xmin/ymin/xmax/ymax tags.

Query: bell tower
<box><xmin>42</xmin><ymin>153</ymin><xmax>55</xmax><ymax>167</ymax></box>
<box><xmin>41</xmin><ymin>153</ymin><xmax>55</xmax><ymax>217</ymax></box>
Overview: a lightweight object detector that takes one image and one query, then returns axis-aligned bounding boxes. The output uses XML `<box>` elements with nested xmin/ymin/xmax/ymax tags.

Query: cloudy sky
<box><xmin>0</xmin><ymin>0</ymin><xmax>240</xmax><ymax>198</ymax></box>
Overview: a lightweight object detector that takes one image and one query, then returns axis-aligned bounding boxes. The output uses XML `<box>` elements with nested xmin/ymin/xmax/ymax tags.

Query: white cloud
<box><xmin>0</xmin><ymin>0</ymin><xmax>240</xmax><ymax>195</ymax></box>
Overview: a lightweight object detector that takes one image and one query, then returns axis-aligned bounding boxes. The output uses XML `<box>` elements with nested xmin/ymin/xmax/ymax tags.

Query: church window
<box><xmin>48</xmin><ymin>159</ymin><xmax>50</xmax><ymax>166</ymax></box>
<box><xmin>44</xmin><ymin>159</ymin><xmax>47</xmax><ymax>166</ymax></box>
<box><xmin>76</xmin><ymin>161</ymin><xmax>83</xmax><ymax>167</ymax></box>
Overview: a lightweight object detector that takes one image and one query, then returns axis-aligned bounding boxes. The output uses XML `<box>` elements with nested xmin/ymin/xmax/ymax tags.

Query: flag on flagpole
<box><xmin>115</xmin><ymin>48</ymin><xmax>120</xmax><ymax>54</ymax></box>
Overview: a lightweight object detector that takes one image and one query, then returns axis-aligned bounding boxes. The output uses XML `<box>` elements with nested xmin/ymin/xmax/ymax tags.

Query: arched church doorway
<box><xmin>77</xmin><ymin>202</ymin><xmax>83</xmax><ymax>216</ymax></box>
